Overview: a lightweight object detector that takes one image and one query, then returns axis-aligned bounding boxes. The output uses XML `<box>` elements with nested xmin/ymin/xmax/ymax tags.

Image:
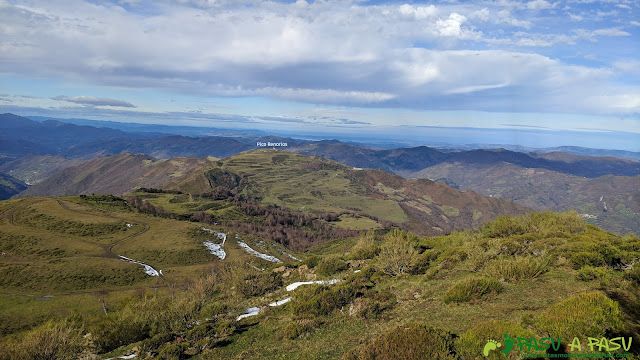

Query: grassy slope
<box><xmin>0</xmin><ymin>196</ymin><xmax>299</xmax><ymax>336</ymax></box>
<box><xmin>1</xmin><ymin>197</ymin><xmax>639</xmax><ymax>359</ymax></box>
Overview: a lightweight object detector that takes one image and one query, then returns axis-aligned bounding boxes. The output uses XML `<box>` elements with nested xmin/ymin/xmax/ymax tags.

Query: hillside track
<box><xmin>53</xmin><ymin>200</ymin><xmax>164</xmax><ymax>282</ymax></box>
<box><xmin>0</xmin><ymin>198</ymin><xmax>46</xmax><ymax>226</ymax></box>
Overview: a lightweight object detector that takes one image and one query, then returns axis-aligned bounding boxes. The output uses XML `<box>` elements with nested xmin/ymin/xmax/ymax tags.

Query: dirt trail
<box><xmin>54</xmin><ymin>200</ymin><xmax>163</xmax><ymax>280</ymax></box>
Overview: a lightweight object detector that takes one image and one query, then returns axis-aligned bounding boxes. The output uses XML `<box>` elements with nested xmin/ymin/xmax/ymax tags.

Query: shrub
<box><xmin>316</xmin><ymin>256</ymin><xmax>349</xmax><ymax>276</ymax></box>
<box><xmin>237</xmin><ymin>272</ymin><xmax>283</xmax><ymax>298</ymax></box>
<box><xmin>140</xmin><ymin>332</ymin><xmax>174</xmax><ymax>354</ymax></box>
<box><xmin>91</xmin><ymin>313</ymin><xmax>149</xmax><ymax>353</ymax></box>
<box><xmin>292</xmin><ymin>282</ymin><xmax>361</xmax><ymax>316</ymax></box>
<box><xmin>570</xmin><ymin>252</ymin><xmax>605</xmax><ymax>270</ymax></box>
<box><xmin>535</xmin><ymin>292</ymin><xmax>624</xmax><ymax>340</ymax></box>
<box><xmin>280</xmin><ymin>318</ymin><xmax>322</xmax><ymax>340</ymax></box>
<box><xmin>348</xmin><ymin>233</ymin><xmax>379</xmax><ymax>260</ymax></box>
<box><xmin>409</xmin><ymin>249</ymin><xmax>439</xmax><ymax>274</ymax></box>
<box><xmin>443</xmin><ymin>277</ymin><xmax>503</xmax><ymax>304</ymax></box>
<box><xmin>376</xmin><ymin>230</ymin><xmax>418</xmax><ymax>276</ymax></box>
<box><xmin>483</xmin><ymin>256</ymin><xmax>551</xmax><ymax>283</ymax></box>
<box><xmin>7</xmin><ymin>320</ymin><xmax>85</xmax><ymax>360</ymax></box>
<box><xmin>158</xmin><ymin>342</ymin><xmax>189</xmax><ymax>360</ymax></box>
<box><xmin>625</xmin><ymin>266</ymin><xmax>640</xmax><ymax>284</ymax></box>
<box><xmin>341</xmin><ymin>323</ymin><xmax>457</xmax><ymax>360</ymax></box>
<box><xmin>348</xmin><ymin>290</ymin><xmax>396</xmax><ymax>320</ymax></box>
<box><xmin>482</xmin><ymin>216</ymin><xmax>527</xmax><ymax>238</ymax></box>
<box><xmin>303</xmin><ymin>256</ymin><xmax>321</xmax><ymax>268</ymax></box>
<box><xmin>457</xmin><ymin>320</ymin><xmax>538</xmax><ymax>360</ymax></box>
<box><xmin>576</xmin><ymin>266</ymin><xmax>608</xmax><ymax>281</ymax></box>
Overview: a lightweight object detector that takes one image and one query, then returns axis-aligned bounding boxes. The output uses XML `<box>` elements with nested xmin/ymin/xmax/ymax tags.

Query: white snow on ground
<box><xmin>283</xmin><ymin>252</ymin><xmax>301</xmax><ymax>261</ymax></box>
<box><xmin>119</xmin><ymin>355</ymin><xmax>136</xmax><ymax>359</ymax></box>
<box><xmin>237</xmin><ymin>240</ymin><xmax>282</xmax><ymax>263</ymax></box>
<box><xmin>201</xmin><ymin>228</ymin><xmax>227</xmax><ymax>260</ymax></box>
<box><xmin>203</xmin><ymin>241</ymin><xmax>226</xmax><ymax>260</ymax></box>
<box><xmin>201</xmin><ymin>227</ymin><xmax>227</xmax><ymax>244</ymax></box>
<box><xmin>236</xmin><ymin>307</ymin><xmax>260</xmax><ymax>321</ymax></box>
<box><xmin>285</xmin><ymin>279</ymin><xmax>340</xmax><ymax>292</ymax></box>
<box><xmin>126</xmin><ymin>223</ymin><xmax>132</xmax><ymax>228</ymax></box>
<box><xmin>268</xmin><ymin>297</ymin><xmax>292</xmax><ymax>307</ymax></box>
<box><xmin>118</xmin><ymin>256</ymin><xmax>161</xmax><ymax>276</ymax></box>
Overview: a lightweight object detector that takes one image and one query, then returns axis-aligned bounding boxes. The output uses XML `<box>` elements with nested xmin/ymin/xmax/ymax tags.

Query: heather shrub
<box><xmin>535</xmin><ymin>292</ymin><xmax>624</xmax><ymax>340</ymax></box>
<box><xmin>317</xmin><ymin>255</ymin><xmax>349</xmax><ymax>276</ymax></box>
<box><xmin>158</xmin><ymin>342</ymin><xmax>189</xmax><ymax>359</ymax></box>
<box><xmin>570</xmin><ymin>251</ymin><xmax>605</xmax><ymax>270</ymax></box>
<box><xmin>576</xmin><ymin>266</ymin><xmax>608</xmax><ymax>281</ymax></box>
<box><xmin>443</xmin><ymin>277</ymin><xmax>503</xmax><ymax>304</ymax></box>
<box><xmin>348</xmin><ymin>233</ymin><xmax>380</xmax><ymax>260</ymax></box>
<box><xmin>376</xmin><ymin>230</ymin><xmax>418</xmax><ymax>276</ymax></box>
<box><xmin>4</xmin><ymin>320</ymin><xmax>86</xmax><ymax>360</ymax></box>
<box><xmin>483</xmin><ymin>256</ymin><xmax>551</xmax><ymax>283</ymax></box>
<box><xmin>236</xmin><ymin>271</ymin><xmax>283</xmax><ymax>298</ymax></box>
<box><xmin>341</xmin><ymin>323</ymin><xmax>457</xmax><ymax>360</ymax></box>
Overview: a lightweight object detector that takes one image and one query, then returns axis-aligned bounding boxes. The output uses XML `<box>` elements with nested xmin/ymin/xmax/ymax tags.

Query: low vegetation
<box><xmin>2</xmin><ymin>197</ymin><xmax>640</xmax><ymax>359</ymax></box>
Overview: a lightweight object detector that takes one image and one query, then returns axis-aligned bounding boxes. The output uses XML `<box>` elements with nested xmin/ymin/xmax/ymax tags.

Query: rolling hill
<box><xmin>0</xmin><ymin>173</ymin><xmax>27</xmax><ymax>200</ymax></box>
<box><xmin>15</xmin><ymin>153</ymin><xmax>218</xmax><ymax>198</ymax></box>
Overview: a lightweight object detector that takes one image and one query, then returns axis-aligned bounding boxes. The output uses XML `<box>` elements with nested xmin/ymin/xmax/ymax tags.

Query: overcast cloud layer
<box><xmin>0</xmin><ymin>0</ymin><xmax>638</xmax><ymax>133</ymax></box>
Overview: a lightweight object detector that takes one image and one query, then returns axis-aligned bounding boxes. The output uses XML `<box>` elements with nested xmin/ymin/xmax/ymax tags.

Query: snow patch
<box><xmin>118</xmin><ymin>256</ymin><xmax>161</xmax><ymax>276</ymax></box>
<box><xmin>119</xmin><ymin>355</ymin><xmax>136</xmax><ymax>359</ymax></box>
<box><xmin>268</xmin><ymin>297</ymin><xmax>292</xmax><ymax>307</ymax></box>
<box><xmin>126</xmin><ymin>223</ymin><xmax>132</xmax><ymax>228</ymax></box>
<box><xmin>201</xmin><ymin>227</ymin><xmax>227</xmax><ymax>244</ymax></box>
<box><xmin>203</xmin><ymin>242</ymin><xmax>226</xmax><ymax>260</ymax></box>
<box><xmin>236</xmin><ymin>307</ymin><xmax>260</xmax><ymax>321</ymax></box>
<box><xmin>286</xmin><ymin>279</ymin><xmax>340</xmax><ymax>292</ymax></box>
<box><xmin>237</xmin><ymin>240</ymin><xmax>282</xmax><ymax>263</ymax></box>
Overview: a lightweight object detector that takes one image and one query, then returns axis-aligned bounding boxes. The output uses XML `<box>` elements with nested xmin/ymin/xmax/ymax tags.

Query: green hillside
<box><xmin>1</xmin><ymin>197</ymin><xmax>639</xmax><ymax>359</ymax></box>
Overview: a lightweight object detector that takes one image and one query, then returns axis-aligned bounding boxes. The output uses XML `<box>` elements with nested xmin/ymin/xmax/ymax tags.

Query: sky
<box><xmin>0</xmin><ymin>0</ymin><xmax>639</xmax><ymax>149</ymax></box>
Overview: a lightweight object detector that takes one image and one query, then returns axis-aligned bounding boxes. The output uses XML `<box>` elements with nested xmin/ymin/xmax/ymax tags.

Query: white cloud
<box><xmin>52</xmin><ymin>95</ymin><xmax>136</xmax><ymax>107</ymax></box>
<box><xmin>436</xmin><ymin>13</ymin><xmax>467</xmax><ymax>37</ymax></box>
<box><xmin>398</xmin><ymin>4</ymin><xmax>437</xmax><ymax>20</ymax></box>
<box><xmin>593</xmin><ymin>27</ymin><xmax>631</xmax><ymax>36</ymax></box>
<box><xmin>568</xmin><ymin>12</ymin><xmax>583</xmax><ymax>21</ymax></box>
<box><xmin>527</xmin><ymin>0</ymin><xmax>553</xmax><ymax>10</ymax></box>
<box><xmin>614</xmin><ymin>60</ymin><xmax>640</xmax><ymax>75</ymax></box>
<box><xmin>0</xmin><ymin>0</ymin><xmax>637</xmax><ymax>117</ymax></box>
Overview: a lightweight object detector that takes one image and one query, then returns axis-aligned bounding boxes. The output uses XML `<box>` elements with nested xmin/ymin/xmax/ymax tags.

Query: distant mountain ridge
<box><xmin>16</xmin><ymin>153</ymin><xmax>218</xmax><ymax>197</ymax></box>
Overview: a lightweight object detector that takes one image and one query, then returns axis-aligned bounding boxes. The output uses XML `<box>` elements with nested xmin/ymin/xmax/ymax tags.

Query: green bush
<box><xmin>158</xmin><ymin>342</ymin><xmax>189</xmax><ymax>359</ymax></box>
<box><xmin>570</xmin><ymin>252</ymin><xmax>605</xmax><ymax>270</ymax></box>
<box><xmin>457</xmin><ymin>320</ymin><xmax>538</xmax><ymax>360</ymax></box>
<box><xmin>376</xmin><ymin>230</ymin><xmax>418</xmax><ymax>276</ymax></box>
<box><xmin>140</xmin><ymin>332</ymin><xmax>174</xmax><ymax>354</ymax></box>
<box><xmin>280</xmin><ymin>318</ymin><xmax>322</xmax><ymax>340</ymax></box>
<box><xmin>482</xmin><ymin>216</ymin><xmax>527</xmax><ymax>238</ymax></box>
<box><xmin>535</xmin><ymin>292</ymin><xmax>624</xmax><ymax>340</ymax></box>
<box><xmin>316</xmin><ymin>256</ymin><xmax>349</xmax><ymax>276</ymax></box>
<box><xmin>303</xmin><ymin>256</ymin><xmax>321</xmax><ymax>268</ymax></box>
<box><xmin>576</xmin><ymin>266</ymin><xmax>608</xmax><ymax>281</ymax></box>
<box><xmin>292</xmin><ymin>282</ymin><xmax>361</xmax><ymax>316</ymax></box>
<box><xmin>624</xmin><ymin>266</ymin><xmax>640</xmax><ymax>284</ymax></box>
<box><xmin>237</xmin><ymin>272</ymin><xmax>283</xmax><ymax>298</ymax></box>
<box><xmin>348</xmin><ymin>234</ymin><xmax>380</xmax><ymax>260</ymax></box>
<box><xmin>409</xmin><ymin>249</ymin><xmax>439</xmax><ymax>274</ymax></box>
<box><xmin>341</xmin><ymin>323</ymin><xmax>457</xmax><ymax>360</ymax></box>
<box><xmin>483</xmin><ymin>256</ymin><xmax>550</xmax><ymax>283</ymax></box>
<box><xmin>443</xmin><ymin>277</ymin><xmax>503</xmax><ymax>304</ymax></box>
<box><xmin>5</xmin><ymin>320</ymin><xmax>85</xmax><ymax>360</ymax></box>
<box><xmin>91</xmin><ymin>313</ymin><xmax>149</xmax><ymax>353</ymax></box>
<box><xmin>349</xmin><ymin>290</ymin><xmax>396</xmax><ymax>320</ymax></box>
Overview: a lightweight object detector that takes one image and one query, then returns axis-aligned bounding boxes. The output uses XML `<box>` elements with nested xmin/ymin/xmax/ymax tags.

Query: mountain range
<box><xmin>2</xmin><ymin>112</ymin><xmax>639</xmax><ymax>234</ymax></box>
